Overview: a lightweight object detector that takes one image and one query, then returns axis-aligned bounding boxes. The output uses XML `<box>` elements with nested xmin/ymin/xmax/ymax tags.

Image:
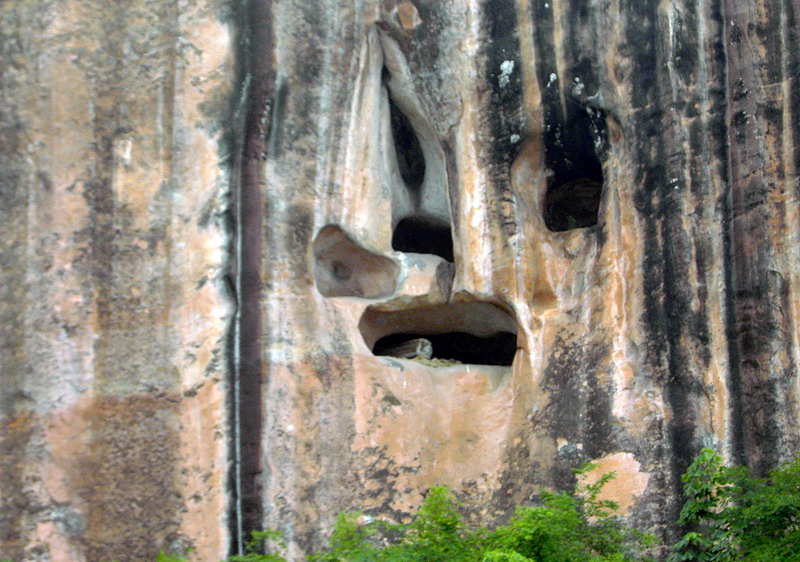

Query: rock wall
<box><xmin>0</xmin><ymin>0</ymin><xmax>235</xmax><ymax>559</ymax></box>
<box><xmin>1</xmin><ymin>0</ymin><xmax>798</xmax><ymax>559</ymax></box>
<box><xmin>255</xmin><ymin>0</ymin><xmax>800</xmax><ymax>557</ymax></box>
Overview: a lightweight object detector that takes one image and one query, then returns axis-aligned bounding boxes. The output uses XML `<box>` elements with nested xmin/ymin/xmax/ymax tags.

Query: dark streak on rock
<box><xmin>479</xmin><ymin>0</ymin><xmax>524</xmax><ymax>240</ymax></box>
<box><xmin>230</xmin><ymin>0</ymin><xmax>273</xmax><ymax>549</ymax></box>
<box><xmin>724</xmin><ymin>0</ymin><xmax>796</xmax><ymax>476</ymax></box>
<box><xmin>625</xmin><ymin>0</ymin><xmax>700</xmax><ymax>528</ymax></box>
<box><xmin>0</xmin><ymin>414</ymin><xmax>35</xmax><ymax>561</ymax></box>
<box><xmin>671</xmin><ymin>3</ymin><xmax>698</xmax><ymax>85</ymax></box>
<box><xmin>442</xmin><ymin>137</ymin><xmax>461</xmax><ymax>238</ymax></box>
<box><xmin>785</xmin><ymin>0</ymin><xmax>800</xmax><ymax>177</ymax></box>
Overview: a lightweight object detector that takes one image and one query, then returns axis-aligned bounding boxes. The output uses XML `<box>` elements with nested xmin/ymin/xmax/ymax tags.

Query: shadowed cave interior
<box><xmin>373</xmin><ymin>331</ymin><xmax>517</xmax><ymax>366</ymax></box>
<box><xmin>360</xmin><ymin>301</ymin><xmax>519</xmax><ymax>367</ymax></box>
<box><xmin>389</xmin><ymin>96</ymin><xmax>426</xmax><ymax>191</ymax></box>
<box><xmin>386</xmin><ymin>77</ymin><xmax>455</xmax><ymax>262</ymax></box>
<box><xmin>391</xmin><ymin>216</ymin><xmax>454</xmax><ymax>262</ymax></box>
<box><xmin>543</xmin><ymin>102</ymin><xmax>608</xmax><ymax>232</ymax></box>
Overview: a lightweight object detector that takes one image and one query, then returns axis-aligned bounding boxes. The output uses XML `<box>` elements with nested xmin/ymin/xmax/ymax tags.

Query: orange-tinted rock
<box><xmin>0</xmin><ymin>0</ymin><xmax>233</xmax><ymax>558</ymax></box>
<box><xmin>2</xmin><ymin>0</ymin><xmax>799</xmax><ymax>559</ymax></box>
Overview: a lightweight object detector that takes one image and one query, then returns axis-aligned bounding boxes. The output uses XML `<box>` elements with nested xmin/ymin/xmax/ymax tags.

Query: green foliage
<box><xmin>484</xmin><ymin>465</ymin><xmax>655</xmax><ymax>562</ymax></box>
<box><xmin>669</xmin><ymin>449</ymin><xmax>800</xmax><ymax>561</ymax></box>
<box><xmin>309</xmin><ymin>486</ymin><xmax>480</xmax><ymax>561</ymax></box>
<box><xmin>306</xmin><ymin>467</ymin><xmax>656</xmax><ymax>562</ymax></box>
<box><xmin>155</xmin><ymin>547</ymin><xmax>193</xmax><ymax>562</ymax></box>
<box><xmin>153</xmin><ymin>450</ymin><xmax>800</xmax><ymax>561</ymax></box>
<box><xmin>668</xmin><ymin>448</ymin><xmax>745</xmax><ymax>561</ymax></box>
<box><xmin>194</xmin><ymin>466</ymin><xmax>656</xmax><ymax>562</ymax></box>
<box><xmin>732</xmin><ymin>455</ymin><xmax>800</xmax><ymax>560</ymax></box>
<box><xmin>228</xmin><ymin>529</ymin><xmax>289</xmax><ymax>562</ymax></box>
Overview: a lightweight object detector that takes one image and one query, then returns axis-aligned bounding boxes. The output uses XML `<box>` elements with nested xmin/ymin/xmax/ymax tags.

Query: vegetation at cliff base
<box><xmin>669</xmin><ymin>449</ymin><xmax>800</xmax><ymax>561</ymax></box>
<box><xmin>156</xmin><ymin>450</ymin><xmax>800</xmax><ymax>561</ymax></box>
<box><xmin>224</xmin><ymin>463</ymin><xmax>657</xmax><ymax>562</ymax></box>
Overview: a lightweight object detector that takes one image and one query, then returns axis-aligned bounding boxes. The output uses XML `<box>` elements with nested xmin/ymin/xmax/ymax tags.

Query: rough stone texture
<box><xmin>0</xmin><ymin>0</ymin><xmax>235</xmax><ymax>559</ymax></box>
<box><xmin>254</xmin><ymin>0</ymin><xmax>800</xmax><ymax>558</ymax></box>
<box><xmin>2</xmin><ymin>0</ymin><xmax>799</xmax><ymax>559</ymax></box>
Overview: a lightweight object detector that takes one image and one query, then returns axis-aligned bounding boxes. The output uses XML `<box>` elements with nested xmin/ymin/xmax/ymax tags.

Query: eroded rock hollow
<box><xmin>1</xmin><ymin>0</ymin><xmax>798</xmax><ymax>559</ymax></box>
<box><xmin>253</xmin><ymin>0</ymin><xmax>800</xmax><ymax>557</ymax></box>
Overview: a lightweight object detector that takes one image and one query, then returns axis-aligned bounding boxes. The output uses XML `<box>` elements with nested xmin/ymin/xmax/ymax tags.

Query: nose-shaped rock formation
<box><xmin>313</xmin><ymin>225</ymin><xmax>400</xmax><ymax>298</ymax></box>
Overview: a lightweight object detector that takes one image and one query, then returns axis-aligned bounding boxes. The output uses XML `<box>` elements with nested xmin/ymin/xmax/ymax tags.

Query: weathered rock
<box><xmin>253</xmin><ymin>0</ymin><xmax>800</xmax><ymax>558</ymax></box>
<box><xmin>0</xmin><ymin>0</ymin><xmax>235</xmax><ymax>559</ymax></box>
<box><xmin>2</xmin><ymin>0</ymin><xmax>799</xmax><ymax>559</ymax></box>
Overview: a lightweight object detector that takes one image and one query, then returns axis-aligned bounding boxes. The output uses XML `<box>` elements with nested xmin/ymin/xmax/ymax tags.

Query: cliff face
<box><xmin>255</xmin><ymin>0</ymin><xmax>800</xmax><ymax>556</ymax></box>
<box><xmin>0</xmin><ymin>1</ymin><xmax>235</xmax><ymax>560</ymax></box>
<box><xmin>1</xmin><ymin>0</ymin><xmax>799</xmax><ymax>559</ymax></box>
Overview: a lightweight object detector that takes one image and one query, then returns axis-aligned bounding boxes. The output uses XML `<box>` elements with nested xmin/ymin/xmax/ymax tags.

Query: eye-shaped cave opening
<box><xmin>384</xmin><ymin>69</ymin><xmax>454</xmax><ymax>262</ymax></box>
<box><xmin>543</xmin><ymin>102</ymin><xmax>608</xmax><ymax>232</ymax></box>
<box><xmin>392</xmin><ymin>216</ymin><xmax>454</xmax><ymax>262</ymax></box>
<box><xmin>389</xmin><ymin>95</ymin><xmax>426</xmax><ymax>192</ymax></box>
<box><xmin>360</xmin><ymin>301</ymin><xmax>518</xmax><ymax>367</ymax></box>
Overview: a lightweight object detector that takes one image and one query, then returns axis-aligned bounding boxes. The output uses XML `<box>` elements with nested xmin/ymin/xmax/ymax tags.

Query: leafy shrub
<box><xmin>155</xmin><ymin>450</ymin><xmax>800</xmax><ymax>561</ymax></box>
<box><xmin>669</xmin><ymin>449</ymin><xmax>800</xmax><ymax>561</ymax></box>
<box><xmin>212</xmin><ymin>467</ymin><xmax>655</xmax><ymax>561</ymax></box>
<box><xmin>302</xmin><ymin>464</ymin><xmax>656</xmax><ymax>562</ymax></box>
<box><xmin>228</xmin><ymin>530</ymin><xmax>289</xmax><ymax>562</ymax></box>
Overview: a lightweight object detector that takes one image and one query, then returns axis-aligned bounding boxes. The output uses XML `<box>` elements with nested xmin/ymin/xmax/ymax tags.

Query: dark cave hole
<box><xmin>543</xmin><ymin>102</ymin><xmax>608</xmax><ymax>232</ymax></box>
<box><xmin>361</xmin><ymin>301</ymin><xmax>519</xmax><ymax>368</ymax></box>
<box><xmin>389</xmin><ymin>96</ymin><xmax>426</xmax><ymax>191</ymax></box>
<box><xmin>392</xmin><ymin>216</ymin><xmax>454</xmax><ymax>262</ymax></box>
<box><xmin>373</xmin><ymin>331</ymin><xmax>517</xmax><ymax>366</ymax></box>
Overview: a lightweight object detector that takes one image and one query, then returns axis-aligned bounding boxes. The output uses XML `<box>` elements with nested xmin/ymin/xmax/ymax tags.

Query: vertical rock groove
<box><xmin>231</xmin><ymin>0</ymin><xmax>274</xmax><ymax>553</ymax></box>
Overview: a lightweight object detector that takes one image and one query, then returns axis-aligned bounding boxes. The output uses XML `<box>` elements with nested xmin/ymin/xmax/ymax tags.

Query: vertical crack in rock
<box><xmin>229</xmin><ymin>0</ymin><xmax>273</xmax><ymax>553</ymax></box>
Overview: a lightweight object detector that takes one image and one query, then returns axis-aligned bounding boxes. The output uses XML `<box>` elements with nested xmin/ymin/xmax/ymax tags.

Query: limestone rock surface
<box><xmin>1</xmin><ymin>1</ymin><xmax>235</xmax><ymax>559</ymax></box>
<box><xmin>254</xmin><ymin>0</ymin><xmax>800</xmax><ymax>557</ymax></box>
<box><xmin>1</xmin><ymin>0</ymin><xmax>799</xmax><ymax>560</ymax></box>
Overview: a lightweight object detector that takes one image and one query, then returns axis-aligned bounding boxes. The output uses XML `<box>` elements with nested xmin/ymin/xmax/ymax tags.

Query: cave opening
<box><xmin>543</xmin><ymin>102</ymin><xmax>608</xmax><ymax>232</ymax></box>
<box><xmin>392</xmin><ymin>216</ymin><xmax>454</xmax><ymax>262</ymax></box>
<box><xmin>389</xmin><ymin>95</ymin><xmax>426</xmax><ymax>192</ymax></box>
<box><xmin>373</xmin><ymin>331</ymin><xmax>517</xmax><ymax>366</ymax></box>
<box><xmin>360</xmin><ymin>301</ymin><xmax>519</xmax><ymax>368</ymax></box>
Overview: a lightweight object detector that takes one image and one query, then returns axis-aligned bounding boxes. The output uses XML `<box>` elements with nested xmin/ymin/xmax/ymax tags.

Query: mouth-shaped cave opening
<box><xmin>392</xmin><ymin>216</ymin><xmax>454</xmax><ymax>262</ymax></box>
<box><xmin>373</xmin><ymin>331</ymin><xmax>517</xmax><ymax>366</ymax></box>
<box><xmin>543</xmin><ymin>101</ymin><xmax>608</xmax><ymax>232</ymax></box>
<box><xmin>360</xmin><ymin>301</ymin><xmax>518</xmax><ymax>367</ymax></box>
